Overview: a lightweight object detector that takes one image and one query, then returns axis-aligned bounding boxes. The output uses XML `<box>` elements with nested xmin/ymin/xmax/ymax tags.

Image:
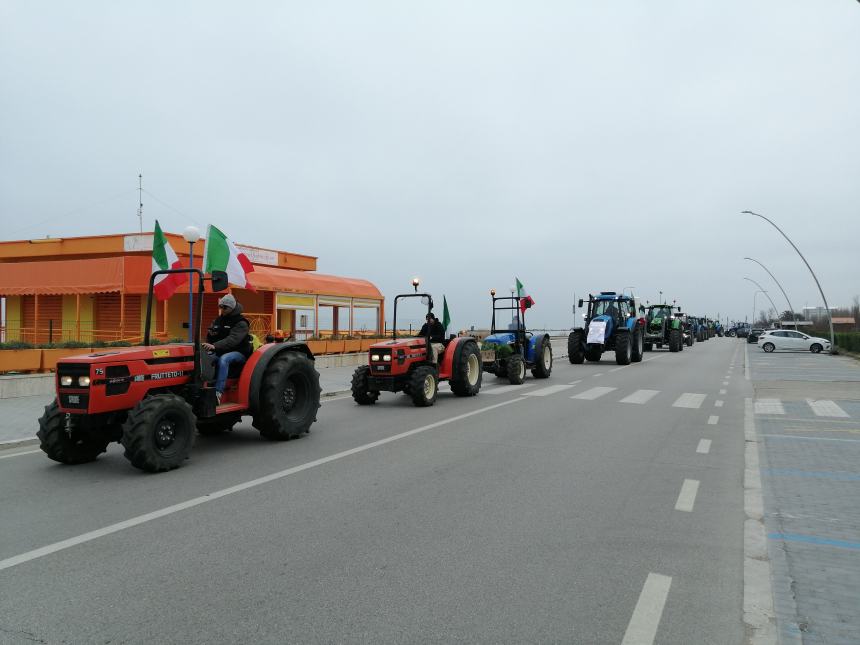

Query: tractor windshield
<box><xmin>648</xmin><ymin>307</ymin><xmax>672</xmax><ymax>320</ymax></box>
<box><xmin>593</xmin><ymin>300</ymin><xmax>621</xmax><ymax>317</ymax></box>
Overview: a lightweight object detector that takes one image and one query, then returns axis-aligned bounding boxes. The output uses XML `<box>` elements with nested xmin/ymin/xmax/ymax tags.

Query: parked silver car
<box><xmin>757</xmin><ymin>330</ymin><xmax>831</xmax><ymax>353</ymax></box>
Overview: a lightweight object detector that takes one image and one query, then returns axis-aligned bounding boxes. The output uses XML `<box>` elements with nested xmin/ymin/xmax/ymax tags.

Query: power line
<box><xmin>141</xmin><ymin>189</ymin><xmax>203</xmax><ymax>227</ymax></box>
<box><xmin>6</xmin><ymin>189</ymin><xmax>136</xmax><ymax>237</ymax></box>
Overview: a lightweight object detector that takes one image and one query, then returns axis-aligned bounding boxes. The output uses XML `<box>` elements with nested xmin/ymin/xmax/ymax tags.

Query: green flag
<box><xmin>516</xmin><ymin>277</ymin><xmax>525</xmax><ymax>298</ymax></box>
<box><xmin>442</xmin><ymin>295</ymin><xmax>451</xmax><ymax>331</ymax></box>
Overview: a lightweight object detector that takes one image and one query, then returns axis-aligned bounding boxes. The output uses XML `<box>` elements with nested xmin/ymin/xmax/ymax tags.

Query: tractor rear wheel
<box><xmin>585</xmin><ymin>345</ymin><xmax>602</xmax><ymax>362</ymax></box>
<box><xmin>669</xmin><ymin>329</ymin><xmax>681</xmax><ymax>352</ymax></box>
<box><xmin>686</xmin><ymin>333</ymin><xmax>694</xmax><ymax>347</ymax></box>
<box><xmin>568</xmin><ymin>331</ymin><xmax>585</xmax><ymax>364</ymax></box>
<box><xmin>615</xmin><ymin>330</ymin><xmax>632</xmax><ymax>365</ymax></box>
<box><xmin>255</xmin><ymin>351</ymin><xmax>321</xmax><ymax>440</ymax></box>
<box><xmin>531</xmin><ymin>336</ymin><xmax>553</xmax><ymax>378</ymax></box>
<box><xmin>38</xmin><ymin>399</ymin><xmax>112</xmax><ymax>465</ymax></box>
<box><xmin>507</xmin><ymin>355</ymin><xmax>526</xmax><ymax>384</ymax></box>
<box><xmin>409</xmin><ymin>366</ymin><xmax>438</xmax><ymax>406</ymax></box>
<box><xmin>121</xmin><ymin>394</ymin><xmax>196</xmax><ymax>472</ymax></box>
<box><xmin>450</xmin><ymin>341</ymin><xmax>482</xmax><ymax>396</ymax></box>
<box><xmin>631</xmin><ymin>328</ymin><xmax>644</xmax><ymax>362</ymax></box>
<box><xmin>351</xmin><ymin>365</ymin><xmax>380</xmax><ymax>405</ymax></box>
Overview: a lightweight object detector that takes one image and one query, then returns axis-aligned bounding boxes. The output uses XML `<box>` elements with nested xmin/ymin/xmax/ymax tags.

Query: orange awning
<box><xmin>0</xmin><ymin>257</ymin><xmax>126</xmax><ymax>295</ymax></box>
<box><xmin>249</xmin><ymin>265</ymin><xmax>382</xmax><ymax>299</ymax></box>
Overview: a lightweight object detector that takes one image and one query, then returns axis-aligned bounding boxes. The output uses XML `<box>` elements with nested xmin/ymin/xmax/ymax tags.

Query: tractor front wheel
<box><xmin>409</xmin><ymin>366</ymin><xmax>438</xmax><ymax>407</ymax></box>
<box><xmin>615</xmin><ymin>331</ymin><xmax>632</xmax><ymax>365</ymax></box>
<box><xmin>532</xmin><ymin>337</ymin><xmax>553</xmax><ymax>378</ymax></box>
<box><xmin>121</xmin><ymin>394</ymin><xmax>196</xmax><ymax>472</ymax></box>
<box><xmin>669</xmin><ymin>329</ymin><xmax>682</xmax><ymax>352</ymax></box>
<box><xmin>507</xmin><ymin>355</ymin><xmax>526</xmax><ymax>384</ymax></box>
<box><xmin>568</xmin><ymin>331</ymin><xmax>585</xmax><ymax>364</ymax></box>
<box><xmin>450</xmin><ymin>341</ymin><xmax>482</xmax><ymax>396</ymax></box>
<box><xmin>351</xmin><ymin>365</ymin><xmax>380</xmax><ymax>405</ymax></box>
<box><xmin>38</xmin><ymin>399</ymin><xmax>112</xmax><ymax>465</ymax></box>
<box><xmin>255</xmin><ymin>351</ymin><xmax>321</xmax><ymax>440</ymax></box>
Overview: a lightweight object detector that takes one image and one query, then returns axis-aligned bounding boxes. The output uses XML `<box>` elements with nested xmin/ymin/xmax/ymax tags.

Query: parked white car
<box><xmin>757</xmin><ymin>330</ymin><xmax>831</xmax><ymax>353</ymax></box>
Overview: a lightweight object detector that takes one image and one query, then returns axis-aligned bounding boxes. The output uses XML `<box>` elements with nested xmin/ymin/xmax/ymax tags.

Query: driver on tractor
<box><xmin>202</xmin><ymin>293</ymin><xmax>252</xmax><ymax>403</ymax></box>
<box><xmin>418</xmin><ymin>312</ymin><xmax>445</xmax><ymax>364</ymax></box>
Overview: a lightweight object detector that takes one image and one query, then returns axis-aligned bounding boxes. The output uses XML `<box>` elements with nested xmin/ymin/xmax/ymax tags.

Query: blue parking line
<box><xmin>763</xmin><ymin>468</ymin><xmax>860</xmax><ymax>481</ymax></box>
<box><xmin>768</xmin><ymin>533</ymin><xmax>860</xmax><ymax>551</ymax></box>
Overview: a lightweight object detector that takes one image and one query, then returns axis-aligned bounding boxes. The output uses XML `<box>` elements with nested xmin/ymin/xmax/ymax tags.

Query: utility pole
<box><xmin>137</xmin><ymin>174</ymin><xmax>143</xmax><ymax>233</ymax></box>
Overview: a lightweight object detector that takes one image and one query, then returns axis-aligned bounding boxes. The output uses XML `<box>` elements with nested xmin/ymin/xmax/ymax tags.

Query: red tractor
<box><xmin>37</xmin><ymin>269</ymin><xmax>321</xmax><ymax>473</ymax></box>
<box><xmin>350</xmin><ymin>284</ymin><xmax>482</xmax><ymax>407</ymax></box>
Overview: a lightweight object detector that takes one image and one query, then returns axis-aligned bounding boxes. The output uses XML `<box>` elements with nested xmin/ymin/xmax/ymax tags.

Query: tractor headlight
<box><xmin>78</xmin><ymin>376</ymin><xmax>91</xmax><ymax>387</ymax></box>
<box><xmin>383</xmin><ymin>354</ymin><xmax>392</xmax><ymax>361</ymax></box>
<box><xmin>60</xmin><ymin>376</ymin><xmax>73</xmax><ymax>386</ymax></box>
<box><xmin>371</xmin><ymin>354</ymin><xmax>381</xmax><ymax>361</ymax></box>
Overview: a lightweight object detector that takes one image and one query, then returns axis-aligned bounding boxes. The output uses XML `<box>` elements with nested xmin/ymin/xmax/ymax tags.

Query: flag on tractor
<box><xmin>442</xmin><ymin>295</ymin><xmax>451</xmax><ymax>332</ymax></box>
<box><xmin>516</xmin><ymin>277</ymin><xmax>535</xmax><ymax>314</ymax></box>
<box><xmin>202</xmin><ymin>224</ymin><xmax>256</xmax><ymax>291</ymax></box>
<box><xmin>151</xmin><ymin>220</ymin><xmax>185</xmax><ymax>300</ymax></box>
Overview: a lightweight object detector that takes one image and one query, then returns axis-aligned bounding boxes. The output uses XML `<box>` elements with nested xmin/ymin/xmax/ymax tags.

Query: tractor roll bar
<box><xmin>392</xmin><ymin>293</ymin><xmax>434</xmax><ymax>341</ymax></box>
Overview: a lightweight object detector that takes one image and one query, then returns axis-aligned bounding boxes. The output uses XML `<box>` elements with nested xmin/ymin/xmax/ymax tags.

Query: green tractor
<box><xmin>643</xmin><ymin>304</ymin><xmax>685</xmax><ymax>352</ymax></box>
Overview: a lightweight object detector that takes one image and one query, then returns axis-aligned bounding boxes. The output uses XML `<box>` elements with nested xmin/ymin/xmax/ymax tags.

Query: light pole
<box><xmin>182</xmin><ymin>226</ymin><xmax>201</xmax><ymax>342</ymax></box>
<box><xmin>752</xmin><ymin>290</ymin><xmax>767</xmax><ymax>327</ymax></box>
<box><xmin>744</xmin><ymin>257</ymin><xmax>796</xmax><ymax>328</ymax></box>
<box><xmin>510</xmin><ymin>286</ymin><xmax>516</xmax><ymax>326</ymax></box>
<box><xmin>743</xmin><ymin>210</ymin><xmax>835</xmax><ymax>352</ymax></box>
<box><xmin>744</xmin><ymin>278</ymin><xmax>779</xmax><ymax>325</ymax></box>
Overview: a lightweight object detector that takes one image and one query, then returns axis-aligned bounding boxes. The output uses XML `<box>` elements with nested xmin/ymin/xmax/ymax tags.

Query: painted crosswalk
<box><xmin>753</xmin><ymin>398</ymin><xmax>852</xmax><ymax>418</ymax></box>
<box><xmin>755</xmin><ymin>399</ymin><xmax>785</xmax><ymax>415</ymax></box>
<box><xmin>619</xmin><ymin>389</ymin><xmax>660</xmax><ymax>405</ymax></box>
<box><xmin>807</xmin><ymin>399</ymin><xmax>849</xmax><ymax>418</ymax></box>
<box><xmin>672</xmin><ymin>393</ymin><xmax>707</xmax><ymax>409</ymax></box>
<box><xmin>572</xmin><ymin>386</ymin><xmax>617</xmax><ymax>400</ymax></box>
<box><xmin>521</xmin><ymin>383</ymin><xmax>580</xmax><ymax>397</ymax></box>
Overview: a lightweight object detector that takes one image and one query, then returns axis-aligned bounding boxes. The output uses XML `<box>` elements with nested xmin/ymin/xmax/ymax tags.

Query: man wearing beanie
<box><xmin>202</xmin><ymin>293</ymin><xmax>252</xmax><ymax>404</ymax></box>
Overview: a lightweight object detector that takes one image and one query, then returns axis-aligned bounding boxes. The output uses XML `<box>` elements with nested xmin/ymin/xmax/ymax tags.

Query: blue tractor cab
<box><xmin>481</xmin><ymin>293</ymin><xmax>552</xmax><ymax>384</ymax></box>
<box><xmin>568</xmin><ymin>292</ymin><xmax>645</xmax><ymax>365</ymax></box>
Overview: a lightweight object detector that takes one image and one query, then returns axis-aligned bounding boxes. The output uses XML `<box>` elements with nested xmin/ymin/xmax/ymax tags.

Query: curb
<box><xmin>0</xmin><ymin>437</ymin><xmax>39</xmax><ymax>450</ymax></box>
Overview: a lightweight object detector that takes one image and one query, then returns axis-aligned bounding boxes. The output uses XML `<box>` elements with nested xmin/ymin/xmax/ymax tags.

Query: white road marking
<box><xmin>696</xmin><ymin>439</ymin><xmax>712</xmax><ymax>454</ymax></box>
<box><xmin>609</xmin><ymin>366</ymin><xmax>626</xmax><ymax>372</ymax></box>
<box><xmin>567</xmin><ymin>379</ymin><xmax>583</xmax><ymax>386</ymax></box>
<box><xmin>722</xmin><ymin>380</ymin><xmax>729</xmax><ymax>386</ymax></box>
<box><xmin>481</xmin><ymin>383</ymin><xmax>536</xmax><ymax>395</ymax></box>
<box><xmin>643</xmin><ymin>355</ymin><xmax>663</xmax><ymax>362</ymax></box>
<box><xmin>672</xmin><ymin>393</ymin><xmax>706</xmax><ymax>409</ymax></box>
<box><xmin>621</xmin><ymin>573</ymin><xmax>672</xmax><ymax>645</ymax></box>
<box><xmin>708</xmin><ymin>415</ymin><xmax>719</xmax><ymax>425</ymax></box>
<box><xmin>754</xmin><ymin>399</ymin><xmax>785</xmax><ymax>415</ymax></box>
<box><xmin>0</xmin><ymin>397</ymin><xmax>522</xmax><ymax>572</ymax></box>
<box><xmin>592</xmin><ymin>373</ymin><xmax>604</xmax><ymax>378</ymax></box>
<box><xmin>714</xmin><ymin>400</ymin><xmax>724</xmax><ymax>408</ymax></box>
<box><xmin>675</xmin><ymin>479</ymin><xmax>700</xmax><ymax>512</ymax></box>
<box><xmin>571</xmin><ymin>386</ymin><xmax>617</xmax><ymax>400</ymax></box>
<box><xmin>0</xmin><ymin>449</ymin><xmax>40</xmax><ymax>460</ymax></box>
<box><xmin>619</xmin><ymin>389</ymin><xmax>660</xmax><ymax>405</ymax></box>
<box><xmin>522</xmin><ymin>383</ymin><xmax>580</xmax><ymax>397</ymax></box>
<box><xmin>807</xmin><ymin>399</ymin><xmax>849</xmax><ymax>418</ymax></box>
<box><xmin>763</xmin><ymin>434</ymin><xmax>860</xmax><ymax>443</ymax></box>
<box><xmin>719</xmin><ymin>389</ymin><xmax>727</xmax><ymax>395</ymax></box>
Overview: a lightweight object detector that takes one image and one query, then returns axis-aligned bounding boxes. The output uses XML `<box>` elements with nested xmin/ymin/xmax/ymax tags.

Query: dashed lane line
<box><xmin>715</xmin><ymin>400</ymin><xmax>724</xmax><ymax>408</ymax></box>
<box><xmin>621</xmin><ymin>573</ymin><xmax>672</xmax><ymax>645</ymax></box>
<box><xmin>674</xmin><ymin>479</ymin><xmax>700</xmax><ymax>512</ymax></box>
<box><xmin>696</xmin><ymin>439</ymin><xmax>712</xmax><ymax>454</ymax></box>
<box><xmin>708</xmin><ymin>415</ymin><xmax>719</xmax><ymax>425</ymax></box>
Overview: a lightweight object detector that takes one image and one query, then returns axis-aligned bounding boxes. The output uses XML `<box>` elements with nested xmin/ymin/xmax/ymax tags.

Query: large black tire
<box><xmin>37</xmin><ymin>399</ymin><xmax>111</xmax><ymax>465</ymax></box>
<box><xmin>686</xmin><ymin>332</ymin><xmax>694</xmax><ymax>347</ymax></box>
<box><xmin>121</xmin><ymin>394</ymin><xmax>195</xmax><ymax>472</ymax></box>
<box><xmin>254</xmin><ymin>352</ymin><xmax>322</xmax><ymax>440</ymax></box>
<box><xmin>409</xmin><ymin>366</ymin><xmax>438</xmax><ymax>407</ymax></box>
<box><xmin>585</xmin><ymin>346</ymin><xmax>602</xmax><ymax>362</ymax></box>
<box><xmin>631</xmin><ymin>328</ymin><xmax>644</xmax><ymax>363</ymax></box>
<box><xmin>531</xmin><ymin>336</ymin><xmax>553</xmax><ymax>378</ymax></box>
<box><xmin>615</xmin><ymin>330</ymin><xmax>632</xmax><ymax>365</ymax></box>
<box><xmin>507</xmin><ymin>354</ymin><xmax>526</xmax><ymax>384</ymax></box>
<box><xmin>196</xmin><ymin>412</ymin><xmax>242</xmax><ymax>436</ymax></box>
<box><xmin>450</xmin><ymin>341</ymin><xmax>482</xmax><ymax>396</ymax></box>
<box><xmin>669</xmin><ymin>328</ymin><xmax>681</xmax><ymax>352</ymax></box>
<box><xmin>568</xmin><ymin>331</ymin><xmax>584</xmax><ymax>364</ymax></box>
<box><xmin>351</xmin><ymin>365</ymin><xmax>380</xmax><ymax>405</ymax></box>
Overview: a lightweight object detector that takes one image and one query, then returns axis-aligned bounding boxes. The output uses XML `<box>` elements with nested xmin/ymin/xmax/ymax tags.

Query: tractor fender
<box><xmin>439</xmin><ymin>336</ymin><xmax>476</xmax><ymax>379</ymax></box>
<box><xmin>241</xmin><ymin>342</ymin><xmax>315</xmax><ymax>413</ymax></box>
<box><xmin>527</xmin><ymin>333</ymin><xmax>549</xmax><ymax>363</ymax></box>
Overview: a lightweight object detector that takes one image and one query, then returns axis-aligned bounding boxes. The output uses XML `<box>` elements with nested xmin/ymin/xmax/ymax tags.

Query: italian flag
<box><xmin>202</xmin><ymin>224</ymin><xmax>256</xmax><ymax>291</ymax></box>
<box><xmin>516</xmin><ymin>277</ymin><xmax>535</xmax><ymax>314</ymax></box>
<box><xmin>151</xmin><ymin>220</ymin><xmax>184</xmax><ymax>300</ymax></box>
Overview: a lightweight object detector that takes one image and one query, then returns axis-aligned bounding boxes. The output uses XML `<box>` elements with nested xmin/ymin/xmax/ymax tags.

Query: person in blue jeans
<box><xmin>202</xmin><ymin>293</ymin><xmax>252</xmax><ymax>404</ymax></box>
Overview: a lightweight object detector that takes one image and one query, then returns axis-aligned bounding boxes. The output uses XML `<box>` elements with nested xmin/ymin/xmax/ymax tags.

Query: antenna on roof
<box><xmin>137</xmin><ymin>173</ymin><xmax>143</xmax><ymax>233</ymax></box>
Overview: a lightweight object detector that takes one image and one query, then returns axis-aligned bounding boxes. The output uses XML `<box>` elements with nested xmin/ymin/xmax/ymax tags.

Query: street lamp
<box><xmin>752</xmin><ymin>289</ymin><xmax>767</xmax><ymax>327</ymax></box>
<box><xmin>743</xmin><ymin>210</ymin><xmax>835</xmax><ymax>352</ymax></box>
<box><xmin>744</xmin><ymin>278</ymin><xmax>779</xmax><ymax>325</ymax></box>
<box><xmin>744</xmin><ymin>257</ymin><xmax>796</xmax><ymax>328</ymax></box>
<box><xmin>182</xmin><ymin>225</ymin><xmax>201</xmax><ymax>342</ymax></box>
<box><xmin>510</xmin><ymin>286</ymin><xmax>516</xmax><ymax>325</ymax></box>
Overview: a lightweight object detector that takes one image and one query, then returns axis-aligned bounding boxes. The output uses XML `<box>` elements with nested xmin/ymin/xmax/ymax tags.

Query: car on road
<box><xmin>757</xmin><ymin>329</ymin><xmax>832</xmax><ymax>353</ymax></box>
<box><xmin>747</xmin><ymin>328</ymin><xmax>766</xmax><ymax>343</ymax></box>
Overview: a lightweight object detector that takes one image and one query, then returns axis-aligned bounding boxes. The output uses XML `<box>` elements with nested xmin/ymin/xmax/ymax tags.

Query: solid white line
<box><xmin>674</xmin><ymin>479</ymin><xmax>700</xmax><ymax>512</ymax></box>
<box><xmin>0</xmin><ymin>397</ymin><xmax>521</xmax><ymax>572</ymax></box>
<box><xmin>715</xmin><ymin>400</ymin><xmax>724</xmax><ymax>408</ymax></box>
<box><xmin>480</xmin><ymin>383</ymin><xmax>536</xmax><ymax>395</ymax></box>
<box><xmin>571</xmin><ymin>386</ymin><xmax>616</xmax><ymax>401</ymax></box>
<box><xmin>521</xmin><ymin>383</ymin><xmax>579</xmax><ymax>397</ymax></box>
<box><xmin>744</xmin><ymin>342</ymin><xmax>750</xmax><ymax>380</ymax></box>
<box><xmin>619</xmin><ymin>389</ymin><xmax>660</xmax><ymax>405</ymax></box>
<box><xmin>621</xmin><ymin>573</ymin><xmax>672</xmax><ymax>645</ymax></box>
<box><xmin>0</xmin><ymin>449</ymin><xmax>40</xmax><ymax>460</ymax></box>
<box><xmin>696</xmin><ymin>439</ymin><xmax>712</xmax><ymax>454</ymax></box>
<box><xmin>708</xmin><ymin>415</ymin><xmax>719</xmax><ymax>425</ymax></box>
<box><xmin>672</xmin><ymin>393</ymin><xmax>706</xmax><ymax>409</ymax></box>
<box><xmin>807</xmin><ymin>399</ymin><xmax>849</xmax><ymax>418</ymax></box>
<box><xmin>719</xmin><ymin>389</ymin><xmax>727</xmax><ymax>395</ymax></box>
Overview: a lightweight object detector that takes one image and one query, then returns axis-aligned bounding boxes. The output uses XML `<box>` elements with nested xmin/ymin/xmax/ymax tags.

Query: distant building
<box><xmin>0</xmin><ymin>232</ymin><xmax>383</xmax><ymax>343</ymax></box>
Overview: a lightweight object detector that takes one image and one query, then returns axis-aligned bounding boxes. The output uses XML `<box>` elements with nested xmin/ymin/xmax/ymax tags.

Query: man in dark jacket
<box><xmin>202</xmin><ymin>293</ymin><xmax>252</xmax><ymax>403</ymax></box>
<box><xmin>418</xmin><ymin>313</ymin><xmax>445</xmax><ymax>364</ymax></box>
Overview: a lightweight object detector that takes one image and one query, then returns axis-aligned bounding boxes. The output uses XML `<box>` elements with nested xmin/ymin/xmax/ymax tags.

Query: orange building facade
<box><xmin>0</xmin><ymin>232</ymin><xmax>384</xmax><ymax>344</ymax></box>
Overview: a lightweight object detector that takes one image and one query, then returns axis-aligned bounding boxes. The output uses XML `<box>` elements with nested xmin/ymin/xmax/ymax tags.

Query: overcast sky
<box><xmin>1</xmin><ymin>1</ymin><xmax>858</xmax><ymax>331</ymax></box>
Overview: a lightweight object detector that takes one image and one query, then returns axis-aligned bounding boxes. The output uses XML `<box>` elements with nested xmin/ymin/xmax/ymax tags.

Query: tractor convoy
<box><xmin>35</xmin><ymin>271</ymin><xmax>723</xmax><ymax>473</ymax></box>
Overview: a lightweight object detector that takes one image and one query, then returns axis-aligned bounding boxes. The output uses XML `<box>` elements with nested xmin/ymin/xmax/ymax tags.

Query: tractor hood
<box><xmin>369</xmin><ymin>337</ymin><xmax>427</xmax><ymax>350</ymax></box>
<box><xmin>483</xmin><ymin>333</ymin><xmax>515</xmax><ymax>345</ymax></box>
<box><xmin>57</xmin><ymin>344</ymin><xmax>195</xmax><ymax>364</ymax></box>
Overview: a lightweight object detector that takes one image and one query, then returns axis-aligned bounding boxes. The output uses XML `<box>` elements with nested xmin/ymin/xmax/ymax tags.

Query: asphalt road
<box><xmin>0</xmin><ymin>337</ymin><xmax>749</xmax><ymax>644</ymax></box>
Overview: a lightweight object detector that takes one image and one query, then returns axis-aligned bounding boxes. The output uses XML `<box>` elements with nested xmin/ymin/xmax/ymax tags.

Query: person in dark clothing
<box><xmin>418</xmin><ymin>313</ymin><xmax>445</xmax><ymax>363</ymax></box>
<box><xmin>202</xmin><ymin>293</ymin><xmax>252</xmax><ymax>403</ymax></box>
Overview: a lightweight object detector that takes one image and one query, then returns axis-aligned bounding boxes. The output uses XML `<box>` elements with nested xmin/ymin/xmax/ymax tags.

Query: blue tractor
<box><xmin>568</xmin><ymin>292</ymin><xmax>645</xmax><ymax>365</ymax></box>
<box><xmin>481</xmin><ymin>292</ymin><xmax>552</xmax><ymax>384</ymax></box>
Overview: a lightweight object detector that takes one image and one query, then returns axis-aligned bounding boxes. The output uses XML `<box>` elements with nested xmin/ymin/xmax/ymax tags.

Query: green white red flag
<box><xmin>202</xmin><ymin>224</ymin><xmax>255</xmax><ymax>291</ymax></box>
<box><xmin>516</xmin><ymin>277</ymin><xmax>535</xmax><ymax>314</ymax></box>
<box><xmin>151</xmin><ymin>220</ymin><xmax>184</xmax><ymax>300</ymax></box>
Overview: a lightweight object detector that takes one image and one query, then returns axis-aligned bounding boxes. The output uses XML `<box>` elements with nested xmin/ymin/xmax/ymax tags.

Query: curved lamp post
<box><xmin>744</xmin><ymin>257</ymin><xmax>796</xmax><ymax>328</ymax></box>
<box><xmin>744</xmin><ymin>277</ymin><xmax>779</xmax><ymax>324</ymax></box>
<box><xmin>182</xmin><ymin>226</ymin><xmax>201</xmax><ymax>342</ymax></box>
<box><xmin>752</xmin><ymin>290</ymin><xmax>767</xmax><ymax>327</ymax></box>
<box><xmin>743</xmin><ymin>210</ymin><xmax>835</xmax><ymax>352</ymax></box>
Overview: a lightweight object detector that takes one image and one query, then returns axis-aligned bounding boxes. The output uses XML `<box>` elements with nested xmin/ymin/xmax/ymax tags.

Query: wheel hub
<box><xmin>155</xmin><ymin>420</ymin><xmax>176</xmax><ymax>449</ymax></box>
<box><xmin>282</xmin><ymin>381</ymin><xmax>297</xmax><ymax>413</ymax></box>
